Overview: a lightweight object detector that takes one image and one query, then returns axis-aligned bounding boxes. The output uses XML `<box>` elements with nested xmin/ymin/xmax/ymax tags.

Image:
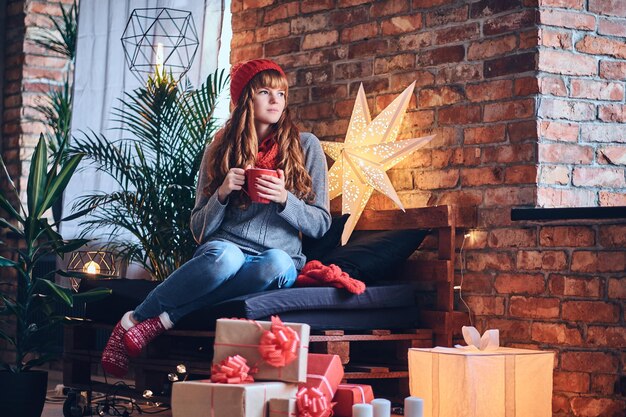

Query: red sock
<box><xmin>101</xmin><ymin>321</ymin><xmax>130</xmax><ymax>377</ymax></box>
<box><xmin>123</xmin><ymin>316</ymin><xmax>166</xmax><ymax>358</ymax></box>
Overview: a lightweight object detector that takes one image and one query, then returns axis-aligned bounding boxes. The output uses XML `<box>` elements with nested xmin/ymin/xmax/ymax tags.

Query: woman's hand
<box><xmin>256</xmin><ymin>169</ymin><xmax>288</xmax><ymax>206</ymax></box>
<box><xmin>217</xmin><ymin>166</ymin><xmax>248</xmax><ymax>204</ymax></box>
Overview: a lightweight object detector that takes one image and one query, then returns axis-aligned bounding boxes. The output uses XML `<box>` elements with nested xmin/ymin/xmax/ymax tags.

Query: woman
<box><xmin>101</xmin><ymin>59</ymin><xmax>331</xmax><ymax>377</ymax></box>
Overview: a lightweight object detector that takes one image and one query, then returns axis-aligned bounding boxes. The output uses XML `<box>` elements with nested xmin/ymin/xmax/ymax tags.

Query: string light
<box><xmin>458</xmin><ymin>230</ymin><xmax>473</xmax><ymax>326</ymax></box>
<box><xmin>321</xmin><ymin>82</ymin><xmax>434</xmax><ymax>244</ymax></box>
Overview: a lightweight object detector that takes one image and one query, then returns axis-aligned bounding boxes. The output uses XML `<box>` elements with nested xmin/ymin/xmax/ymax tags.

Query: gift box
<box><xmin>171</xmin><ymin>380</ymin><xmax>298</xmax><ymax>417</ymax></box>
<box><xmin>268</xmin><ymin>398</ymin><xmax>297</xmax><ymax>417</ymax></box>
<box><xmin>332</xmin><ymin>384</ymin><xmax>374</xmax><ymax>417</ymax></box>
<box><xmin>213</xmin><ymin>317</ymin><xmax>310</xmax><ymax>383</ymax></box>
<box><xmin>408</xmin><ymin>346</ymin><xmax>554</xmax><ymax>417</ymax></box>
<box><xmin>302</xmin><ymin>353</ymin><xmax>344</xmax><ymax>401</ymax></box>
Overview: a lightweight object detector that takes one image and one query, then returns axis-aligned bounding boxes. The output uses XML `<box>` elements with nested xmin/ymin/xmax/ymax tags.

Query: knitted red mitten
<box><xmin>101</xmin><ymin>321</ymin><xmax>130</xmax><ymax>377</ymax></box>
<box><xmin>296</xmin><ymin>260</ymin><xmax>366</xmax><ymax>294</ymax></box>
<box><xmin>123</xmin><ymin>316</ymin><xmax>166</xmax><ymax>358</ymax></box>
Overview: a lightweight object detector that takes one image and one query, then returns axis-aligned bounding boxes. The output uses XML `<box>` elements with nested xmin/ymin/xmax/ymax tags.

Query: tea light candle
<box><xmin>404</xmin><ymin>397</ymin><xmax>424</xmax><ymax>417</ymax></box>
<box><xmin>372</xmin><ymin>398</ymin><xmax>391</xmax><ymax>417</ymax></box>
<box><xmin>353</xmin><ymin>403</ymin><xmax>373</xmax><ymax>417</ymax></box>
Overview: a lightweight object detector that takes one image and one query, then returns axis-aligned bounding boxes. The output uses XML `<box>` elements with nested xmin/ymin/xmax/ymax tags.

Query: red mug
<box><xmin>245</xmin><ymin>168</ymin><xmax>278</xmax><ymax>204</ymax></box>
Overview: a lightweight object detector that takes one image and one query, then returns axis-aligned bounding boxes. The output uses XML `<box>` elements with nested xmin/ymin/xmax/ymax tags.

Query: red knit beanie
<box><xmin>230</xmin><ymin>59</ymin><xmax>286</xmax><ymax>105</ymax></box>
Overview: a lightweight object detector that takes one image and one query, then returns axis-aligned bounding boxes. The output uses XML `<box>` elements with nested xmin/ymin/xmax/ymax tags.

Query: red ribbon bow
<box><xmin>210</xmin><ymin>355</ymin><xmax>255</xmax><ymax>384</ymax></box>
<box><xmin>296</xmin><ymin>387</ymin><xmax>333</xmax><ymax>417</ymax></box>
<box><xmin>258</xmin><ymin>316</ymin><xmax>300</xmax><ymax>368</ymax></box>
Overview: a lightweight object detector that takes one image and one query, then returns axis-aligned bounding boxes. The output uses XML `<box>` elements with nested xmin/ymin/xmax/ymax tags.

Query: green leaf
<box><xmin>38</xmin><ymin>153</ymin><xmax>83</xmax><ymax>216</ymax></box>
<box><xmin>0</xmin><ymin>328</ymin><xmax>15</xmax><ymax>347</ymax></box>
<box><xmin>33</xmin><ymin>278</ymin><xmax>73</xmax><ymax>307</ymax></box>
<box><xmin>0</xmin><ymin>256</ymin><xmax>17</xmax><ymax>267</ymax></box>
<box><xmin>22</xmin><ymin>353</ymin><xmax>59</xmax><ymax>371</ymax></box>
<box><xmin>0</xmin><ymin>216</ymin><xmax>22</xmax><ymax>235</ymax></box>
<box><xmin>56</xmin><ymin>206</ymin><xmax>95</xmax><ymax>224</ymax></box>
<box><xmin>0</xmin><ymin>192</ymin><xmax>23</xmax><ymax>223</ymax></box>
<box><xmin>51</xmin><ymin>238</ymin><xmax>89</xmax><ymax>255</ymax></box>
<box><xmin>26</xmin><ymin>134</ymin><xmax>49</xmax><ymax>219</ymax></box>
<box><xmin>72</xmin><ymin>287</ymin><xmax>112</xmax><ymax>303</ymax></box>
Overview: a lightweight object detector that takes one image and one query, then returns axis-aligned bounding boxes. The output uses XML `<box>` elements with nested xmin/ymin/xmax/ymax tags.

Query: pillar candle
<box><xmin>404</xmin><ymin>397</ymin><xmax>424</xmax><ymax>417</ymax></box>
<box><xmin>353</xmin><ymin>403</ymin><xmax>373</xmax><ymax>417</ymax></box>
<box><xmin>371</xmin><ymin>398</ymin><xmax>391</xmax><ymax>417</ymax></box>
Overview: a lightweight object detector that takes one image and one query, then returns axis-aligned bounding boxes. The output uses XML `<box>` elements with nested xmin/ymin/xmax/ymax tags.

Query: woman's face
<box><xmin>252</xmin><ymin>87</ymin><xmax>286</xmax><ymax>127</ymax></box>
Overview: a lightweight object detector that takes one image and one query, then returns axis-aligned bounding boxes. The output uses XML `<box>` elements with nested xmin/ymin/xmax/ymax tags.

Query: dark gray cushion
<box><xmin>255</xmin><ymin>306</ymin><xmax>421</xmax><ymax>330</ymax></box>
<box><xmin>302</xmin><ymin>214</ymin><xmax>350</xmax><ymax>261</ymax></box>
<box><xmin>320</xmin><ymin>229</ymin><xmax>429</xmax><ymax>283</ymax></box>
<box><xmin>80</xmin><ymin>279</ymin><xmax>418</xmax><ymax>331</ymax></box>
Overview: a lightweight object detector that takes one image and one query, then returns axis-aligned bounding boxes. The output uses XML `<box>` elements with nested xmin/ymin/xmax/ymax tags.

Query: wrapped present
<box><xmin>293</xmin><ymin>353</ymin><xmax>344</xmax><ymax>417</ymax></box>
<box><xmin>213</xmin><ymin>317</ymin><xmax>310</xmax><ymax>383</ymax></box>
<box><xmin>268</xmin><ymin>397</ymin><xmax>297</xmax><ymax>417</ymax></box>
<box><xmin>408</xmin><ymin>327</ymin><xmax>554</xmax><ymax>417</ymax></box>
<box><xmin>302</xmin><ymin>353</ymin><xmax>344</xmax><ymax>401</ymax></box>
<box><xmin>332</xmin><ymin>384</ymin><xmax>374</xmax><ymax>417</ymax></box>
<box><xmin>171</xmin><ymin>380</ymin><xmax>298</xmax><ymax>417</ymax></box>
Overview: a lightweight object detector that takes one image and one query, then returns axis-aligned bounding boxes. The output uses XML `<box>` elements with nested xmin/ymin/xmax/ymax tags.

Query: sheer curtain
<box><xmin>62</xmin><ymin>0</ymin><xmax>231</xmax><ymax>240</ymax></box>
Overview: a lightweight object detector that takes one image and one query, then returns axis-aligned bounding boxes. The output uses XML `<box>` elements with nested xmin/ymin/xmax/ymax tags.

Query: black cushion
<box><xmin>302</xmin><ymin>214</ymin><xmax>350</xmax><ymax>261</ymax></box>
<box><xmin>178</xmin><ymin>283</ymin><xmax>417</xmax><ymax>330</ymax></box>
<box><xmin>320</xmin><ymin>229</ymin><xmax>429</xmax><ymax>284</ymax></box>
<box><xmin>79</xmin><ymin>278</ymin><xmax>418</xmax><ymax>331</ymax></box>
<box><xmin>252</xmin><ymin>306</ymin><xmax>421</xmax><ymax>331</ymax></box>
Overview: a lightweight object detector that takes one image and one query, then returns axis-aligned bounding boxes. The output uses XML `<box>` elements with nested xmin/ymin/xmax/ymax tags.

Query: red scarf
<box><xmin>256</xmin><ymin>134</ymin><xmax>279</xmax><ymax>169</ymax></box>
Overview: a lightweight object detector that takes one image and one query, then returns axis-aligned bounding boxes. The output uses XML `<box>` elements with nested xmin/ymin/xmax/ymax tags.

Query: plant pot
<box><xmin>0</xmin><ymin>370</ymin><xmax>48</xmax><ymax>417</ymax></box>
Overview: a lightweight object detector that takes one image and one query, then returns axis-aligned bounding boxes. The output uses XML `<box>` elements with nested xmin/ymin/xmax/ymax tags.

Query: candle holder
<box><xmin>66</xmin><ymin>250</ymin><xmax>118</xmax><ymax>277</ymax></box>
<box><xmin>121</xmin><ymin>7</ymin><xmax>199</xmax><ymax>81</ymax></box>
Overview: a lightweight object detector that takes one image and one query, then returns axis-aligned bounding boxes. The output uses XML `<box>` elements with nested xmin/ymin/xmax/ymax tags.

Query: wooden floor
<box><xmin>43</xmin><ymin>369</ymin><xmax>403</xmax><ymax>416</ymax></box>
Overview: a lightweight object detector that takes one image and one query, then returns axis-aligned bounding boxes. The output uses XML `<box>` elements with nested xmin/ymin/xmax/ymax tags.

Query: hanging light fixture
<box><xmin>121</xmin><ymin>8</ymin><xmax>199</xmax><ymax>80</ymax></box>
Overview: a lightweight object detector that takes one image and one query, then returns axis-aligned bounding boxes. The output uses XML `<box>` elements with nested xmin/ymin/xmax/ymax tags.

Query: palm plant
<box><xmin>30</xmin><ymin>0</ymin><xmax>77</xmax><ymax>160</ymax></box>
<box><xmin>30</xmin><ymin>0</ymin><xmax>78</xmax><ymax>61</ymax></box>
<box><xmin>71</xmin><ymin>69</ymin><xmax>229</xmax><ymax>281</ymax></box>
<box><xmin>0</xmin><ymin>134</ymin><xmax>110</xmax><ymax>373</ymax></box>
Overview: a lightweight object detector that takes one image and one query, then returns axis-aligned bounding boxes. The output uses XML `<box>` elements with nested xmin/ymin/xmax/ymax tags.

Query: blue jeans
<box><xmin>132</xmin><ymin>240</ymin><xmax>297</xmax><ymax>324</ymax></box>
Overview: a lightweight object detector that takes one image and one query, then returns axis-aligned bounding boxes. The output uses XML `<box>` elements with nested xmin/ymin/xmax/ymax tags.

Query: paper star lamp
<box><xmin>321</xmin><ymin>82</ymin><xmax>434</xmax><ymax>244</ymax></box>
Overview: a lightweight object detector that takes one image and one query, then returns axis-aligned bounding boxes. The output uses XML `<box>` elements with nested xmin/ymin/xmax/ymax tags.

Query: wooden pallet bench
<box><xmin>63</xmin><ymin>205</ymin><xmax>475</xmax><ymax>402</ymax></box>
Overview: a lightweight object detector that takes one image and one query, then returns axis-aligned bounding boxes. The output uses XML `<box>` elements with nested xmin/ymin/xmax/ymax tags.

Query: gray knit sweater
<box><xmin>190</xmin><ymin>132</ymin><xmax>331</xmax><ymax>270</ymax></box>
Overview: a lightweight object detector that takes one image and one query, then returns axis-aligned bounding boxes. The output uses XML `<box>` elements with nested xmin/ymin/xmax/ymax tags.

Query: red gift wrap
<box><xmin>332</xmin><ymin>384</ymin><xmax>375</xmax><ymax>417</ymax></box>
<box><xmin>295</xmin><ymin>353</ymin><xmax>344</xmax><ymax>417</ymax></box>
<box><xmin>301</xmin><ymin>353</ymin><xmax>344</xmax><ymax>401</ymax></box>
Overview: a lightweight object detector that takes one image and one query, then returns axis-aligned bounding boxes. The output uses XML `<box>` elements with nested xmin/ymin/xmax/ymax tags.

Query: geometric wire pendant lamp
<box><xmin>121</xmin><ymin>8</ymin><xmax>199</xmax><ymax>81</ymax></box>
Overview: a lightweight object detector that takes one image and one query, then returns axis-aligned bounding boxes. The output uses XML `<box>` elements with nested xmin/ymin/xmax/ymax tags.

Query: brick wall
<box><xmin>1</xmin><ymin>0</ymin><xmax>73</xmax><ymax>205</ymax></box>
<box><xmin>0</xmin><ymin>0</ymin><xmax>74</xmax><ymax>365</ymax></box>
<box><xmin>537</xmin><ymin>0</ymin><xmax>626</xmax><ymax>207</ymax></box>
<box><xmin>232</xmin><ymin>0</ymin><xmax>540</xmax><ymax>212</ymax></box>
<box><xmin>462</xmin><ymin>219</ymin><xmax>625</xmax><ymax>416</ymax></box>
<box><xmin>0</xmin><ymin>0</ymin><xmax>26</xmax><ymax>367</ymax></box>
<box><xmin>231</xmin><ymin>1</ymin><xmax>625</xmax><ymax>415</ymax></box>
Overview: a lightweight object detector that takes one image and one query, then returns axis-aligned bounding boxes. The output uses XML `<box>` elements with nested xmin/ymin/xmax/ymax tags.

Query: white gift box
<box><xmin>408</xmin><ymin>347</ymin><xmax>554</xmax><ymax>417</ymax></box>
<box><xmin>171</xmin><ymin>380</ymin><xmax>298</xmax><ymax>417</ymax></box>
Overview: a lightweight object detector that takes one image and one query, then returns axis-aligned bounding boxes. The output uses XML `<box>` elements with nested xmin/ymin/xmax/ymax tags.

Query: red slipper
<box><xmin>123</xmin><ymin>316</ymin><xmax>166</xmax><ymax>358</ymax></box>
<box><xmin>101</xmin><ymin>321</ymin><xmax>130</xmax><ymax>377</ymax></box>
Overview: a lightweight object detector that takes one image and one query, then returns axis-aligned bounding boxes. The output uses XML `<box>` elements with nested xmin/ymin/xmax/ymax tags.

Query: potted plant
<box><xmin>71</xmin><ymin>69</ymin><xmax>228</xmax><ymax>281</ymax></box>
<box><xmin>30</xmin><ymin>0</ymin><xmax>77</xmax><ymax>224</ymax></box>
<box><xmin>0</xmin><ymin>134</ymin><xmax>110</xmax><ymax>417</ymax></box>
